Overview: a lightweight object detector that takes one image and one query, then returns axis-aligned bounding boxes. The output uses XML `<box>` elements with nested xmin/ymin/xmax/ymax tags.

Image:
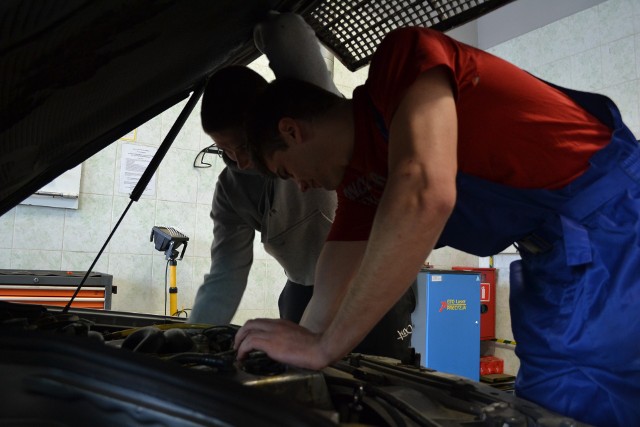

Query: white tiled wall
<box><xmin>0</xmin><ymin>1</ymin><xmax>637</xmax><ymax>374</ymax></box>
<box><xmin>0</xmin><ymin>98</ymin><xmax>222</xmax><ymax>316</ymax></box>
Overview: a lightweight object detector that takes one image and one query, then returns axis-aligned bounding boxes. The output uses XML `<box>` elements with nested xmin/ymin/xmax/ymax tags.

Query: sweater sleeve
<box><xmin>189</xmin><ymin>179</ymin><xmax>255</xmax><ymax>324</ymax></box>
<box><xmin>253</xmin><ymin>12</ymin><xmax>341</xmax><ymax>95</ymax></box>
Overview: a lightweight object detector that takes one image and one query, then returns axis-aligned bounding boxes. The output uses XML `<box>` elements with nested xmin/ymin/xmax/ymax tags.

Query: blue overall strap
<box><xmin>556</xmin><ymin>146</ymin><xmax>640</xmax><ymax>265</ymax></box>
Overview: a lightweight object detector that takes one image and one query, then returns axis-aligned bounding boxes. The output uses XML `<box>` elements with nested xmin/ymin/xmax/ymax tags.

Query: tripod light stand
<box><xmin>150</xmin><ymin>226</ymin><xmax>189</xmax><ymax>316</ymax></box>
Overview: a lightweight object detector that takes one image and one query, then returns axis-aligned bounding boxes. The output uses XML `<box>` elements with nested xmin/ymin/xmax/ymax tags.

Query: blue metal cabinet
<box><xmin>411</xmin><ymin>270</ymin><xmax>481</xmax><ymax>380</ymax></box>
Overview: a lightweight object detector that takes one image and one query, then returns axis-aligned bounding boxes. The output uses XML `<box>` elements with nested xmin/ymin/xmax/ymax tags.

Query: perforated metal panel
<box><xmin>303</xmin><ymin>0</ymin><xmax>515</xmax><ymax>71</ymax></box>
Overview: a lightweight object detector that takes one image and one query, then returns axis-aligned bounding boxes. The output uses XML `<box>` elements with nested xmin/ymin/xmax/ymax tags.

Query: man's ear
<box><xmin>278</xmin><ymin>117</ymin><xmax>303</xmax><ymax>145</ymax></box>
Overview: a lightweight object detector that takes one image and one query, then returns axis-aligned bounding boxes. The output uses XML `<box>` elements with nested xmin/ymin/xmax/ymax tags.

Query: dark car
<box><xmin>0</xmin><ymin>1</ymin><xmax>588</xmax><ymax>425</ymax></box>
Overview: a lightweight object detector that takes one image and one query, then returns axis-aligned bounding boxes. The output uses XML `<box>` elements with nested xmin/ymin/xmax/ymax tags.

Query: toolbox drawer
<box><xmin>0</xmin><ymin>269</ymin><xmax>115</xmax><ymax>309</ymax></box>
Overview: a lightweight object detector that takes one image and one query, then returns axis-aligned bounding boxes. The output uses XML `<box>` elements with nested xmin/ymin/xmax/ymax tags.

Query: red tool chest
<box><xmin>0</xmin><ymin>269</ymin><xmax>115</xmax><ymax>309</ymax></box>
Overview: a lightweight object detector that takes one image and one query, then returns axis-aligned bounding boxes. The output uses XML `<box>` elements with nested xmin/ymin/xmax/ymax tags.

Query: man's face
<box><xmin>208</xmin><ymin>129</ymin><xmax>253</xmax><ymax>170</ymax></box>
<box><xmin>265</xmin><ymin>140</ymin><xmax>343</xmax><ymax>192</ymax></box>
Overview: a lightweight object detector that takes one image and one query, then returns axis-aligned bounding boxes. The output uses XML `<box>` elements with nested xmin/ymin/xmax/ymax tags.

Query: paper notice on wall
<box><xmin>119</xmin><ymin>143</ymin><xmax>157</xmax><ymax>196</ymax></box>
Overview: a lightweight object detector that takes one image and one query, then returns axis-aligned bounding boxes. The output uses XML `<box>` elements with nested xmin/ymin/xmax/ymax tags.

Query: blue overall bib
<box><xmin>371</xmin><ymin>83</ymin><xmax>640</xmax><ymax>426</ymax></box>
<box><xmin>440</xmin><ymin>85</ymin><xmax>640</xmax><ymax>426</ymax></box>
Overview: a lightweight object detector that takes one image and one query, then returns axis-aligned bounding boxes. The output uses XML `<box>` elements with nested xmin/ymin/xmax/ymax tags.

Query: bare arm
<box><xmin>299</xmin><ymin>240</ymin><xmax>367</xmax><ymax>332</ymax></box>
<box><xmin>235</xmin><ymin>67</ymin><xmax>457</xmax><ymax>367</ymax></box>
<box><xmin>319</xmin><ymin>66</ymin><xmax>458</xmax><ymax>361</ymax></box>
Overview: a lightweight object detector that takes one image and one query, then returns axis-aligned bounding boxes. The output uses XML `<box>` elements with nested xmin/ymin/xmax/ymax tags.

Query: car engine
<box><xmin>0</xmin><ymin>301</ymin><xmax>585</xmax><ymax>427</ymax></box>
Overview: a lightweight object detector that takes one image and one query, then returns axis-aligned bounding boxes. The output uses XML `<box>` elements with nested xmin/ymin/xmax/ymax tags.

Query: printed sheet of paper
<box><xmin>119</xmin><ymin>143</ymin><xmax>157</xmax><ymax>196</ymax></box>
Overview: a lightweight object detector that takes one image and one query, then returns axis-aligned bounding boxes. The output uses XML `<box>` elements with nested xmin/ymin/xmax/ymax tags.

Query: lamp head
<box><xmin>150</xmin><ymin>226</ymin><xmax>189</xmax><ymax>260</ymax></box>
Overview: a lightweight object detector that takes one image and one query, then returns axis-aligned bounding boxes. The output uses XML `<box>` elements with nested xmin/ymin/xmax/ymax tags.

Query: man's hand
<box><xmin>234</xmin><ymin>318</ymin><xmax>332</xmax><ymax>370</ymax></box>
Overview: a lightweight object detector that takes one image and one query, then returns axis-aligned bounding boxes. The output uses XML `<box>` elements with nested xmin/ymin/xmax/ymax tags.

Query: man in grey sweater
<box><xmin>190</xmin><ymin>13</ymin><xmax>414</xmax><ymax>360</ymax></box>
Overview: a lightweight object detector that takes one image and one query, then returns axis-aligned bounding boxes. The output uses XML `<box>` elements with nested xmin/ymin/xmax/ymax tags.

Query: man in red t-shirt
<box><xmin>235</xmin><ymin>27</ymin><xmax>640</xmax><ymax>426</ymax></box>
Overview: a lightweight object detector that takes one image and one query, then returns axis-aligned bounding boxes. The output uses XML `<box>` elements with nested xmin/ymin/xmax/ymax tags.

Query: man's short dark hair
<box><xmin>201</xmin><ymin>66</ymin><xmax>268</xmax><ymax>133</ymax></box>
<box><xmin>245</xmin><ymin>78</ymin><xmax>343</xmax><ymax>175</ymax></box>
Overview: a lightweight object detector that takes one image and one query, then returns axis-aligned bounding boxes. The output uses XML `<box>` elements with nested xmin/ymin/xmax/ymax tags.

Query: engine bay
<box><xmin>0</xmin><ymin>301</ymin><xmax>585</xmax><ymax>426</ymax></box>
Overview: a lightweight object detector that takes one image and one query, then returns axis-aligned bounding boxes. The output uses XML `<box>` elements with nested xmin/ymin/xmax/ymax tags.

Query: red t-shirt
<box><xmin>328</xmin><ymin>27</ymin><xmax>611</xmax><ymax>241</ymax></box>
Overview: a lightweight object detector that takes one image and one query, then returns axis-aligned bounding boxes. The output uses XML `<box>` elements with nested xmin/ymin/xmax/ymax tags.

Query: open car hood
<box><xmin>0</xmin><ymin>0</ymin><xmax>515</xmax><ymax>216</ymax></box>
<box><xmin>0</xmin><ymin>0</ymin><xmax>311</xmax><ymax>216</ymax></box>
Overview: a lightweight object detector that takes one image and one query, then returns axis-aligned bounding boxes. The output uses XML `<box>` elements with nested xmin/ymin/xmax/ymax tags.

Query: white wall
<box><xmin>478</xmin><ymin>0</ymin><xmax>606</xmax><ymax>49</ymax></box>
<box><xmin>448</xmin><ymin>0</ymin><xmax>606</xmax><ymax>49</ymax></box>
<box><xmin>0</xmin><ymin>96</ymin><xmax>221</xmax><ymax>317</ymax></box>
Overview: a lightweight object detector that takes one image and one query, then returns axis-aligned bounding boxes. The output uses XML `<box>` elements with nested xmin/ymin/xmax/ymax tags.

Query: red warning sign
<box><xmin>480</xmin><ymin>283</ymin><xmax>491</xmax><ymax>302</ymax></box>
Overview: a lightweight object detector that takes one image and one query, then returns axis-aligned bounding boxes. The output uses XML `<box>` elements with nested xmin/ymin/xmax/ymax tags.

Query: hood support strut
<box><xmin>62</xmin><ymin>78</ymin><xmax>208</xmax><ymax>313</ymax></box>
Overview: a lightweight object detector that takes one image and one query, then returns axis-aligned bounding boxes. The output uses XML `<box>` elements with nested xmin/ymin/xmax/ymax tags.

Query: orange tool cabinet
<box><xmin>453</xmin><ymin>266</ymin><xmax>496</xmax><ymax>341</ymax></box>
<box><xmin>0</xmin><ymin>269</ymin><xmax>115</xmax><ymax>309</ymax></box>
